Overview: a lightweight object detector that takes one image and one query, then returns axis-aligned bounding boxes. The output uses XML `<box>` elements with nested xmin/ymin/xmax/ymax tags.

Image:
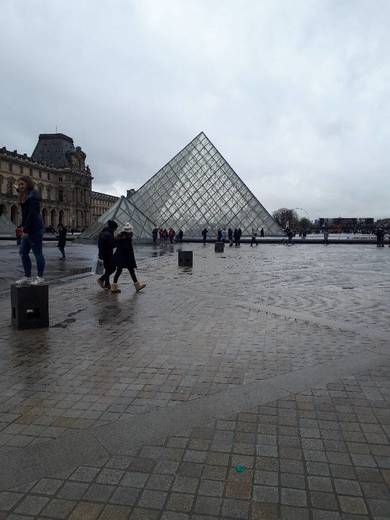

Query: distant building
<box><xmin>315</xmin><ymin>217</ymin><xmax>375</xmax><ymax>233</ymax></box>
<box><xmin>0</xmin><ymin>133</ymin><xmax>116</xmax><ymax>230</ymax></box>
<box><xmin>91</xmin><ymin>191</ymin><xmax>118</xmax><ymax>220</ymax></box>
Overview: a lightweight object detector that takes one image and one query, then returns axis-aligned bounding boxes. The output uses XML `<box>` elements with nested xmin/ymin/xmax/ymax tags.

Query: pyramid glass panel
<box><xmin>78</xmin><ymin>196</ymin><xmax>155</xmax><ymax>241</ymax></box>
<box><xmin>129</xmin><ymin>131</ymin><xmax>282</xmax><ymax>237</ymax></box>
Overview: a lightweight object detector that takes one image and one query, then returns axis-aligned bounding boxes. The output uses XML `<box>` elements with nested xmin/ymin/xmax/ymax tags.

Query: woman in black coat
<box><xmin>57</xmin><ymin>224</ymin><xmax>67</xmax><ymax>259</ymax></box>
<box><xmin>111</xmin><ymin>223</ymin><xmax>146</xmax><ymax>293</ymax></box>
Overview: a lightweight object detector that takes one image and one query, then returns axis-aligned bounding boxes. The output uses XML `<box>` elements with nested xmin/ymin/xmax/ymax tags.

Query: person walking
<box><xmin>250</xmin><ymin>229</ymin><xmax>257</xmax><ymax>247</ymax></box>
<box><xmin>228</xmin><ymin>228</ymin><xmax>233</xmax><ymax>246</ymax></box>
<box><xmin>260</xmin><ymin>228</ymin><xmax>264</xmax><ymax>238</ymax></box>
<box><xmin>57</xmin><ymin>224</ymin><xmax>67</xmax><ymax>259</ymax></box>
<box><xmin>152</xmin><ymin>227</ymin><xmax>158</xmax><ymax>243</ymax></box>
<box><xmin>177</xmin><ymin>229</ymin><xmax>184</xmax><ymax>242</ymax></box>
<box><xmin>168</xmin><ymin>227</ymin><xmax>176</xmax><ymax>244</ymax></box>
<box><xmin>111</xmin><ymin>223</ymin><xmax>146</xmax><ymax>293</ymax></box>
<box><xmin>221</xmin><ymin>228</ymin><xmax>226</xmax><ymax>242</ymax></box>
<box><xmin>202</xmin><ymin>227</ymin><xmax>208</xmax><ymax>244</ymax></box>
<box><xmin>323</xmin><ymin>227</ymin><xmax>329</xmax><ymax>245</ymax></box>
<box><xmin>15</xmin><ymin>176</ymin><xmax>45</xmax><ymax>285</ymax></box>
<box><xmin>233</xmin><ymin>228</ymin><xmax>239</xmax><ymax>246</ymax></box>
<box><xmin>97</xmin><ymin>220</ymin><xmax>118</xmax><ymax>290</ymax></box>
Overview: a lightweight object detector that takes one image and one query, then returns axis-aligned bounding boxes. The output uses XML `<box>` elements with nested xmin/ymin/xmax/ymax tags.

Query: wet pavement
<box><xmin>0</xmin><ymin>242</ymin><xmax>389</xmax><ymax>519</ymax></box>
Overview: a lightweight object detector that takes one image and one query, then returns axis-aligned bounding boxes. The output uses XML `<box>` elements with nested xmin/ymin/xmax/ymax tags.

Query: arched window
<box><xmin>42</xmin><ymin>208</ymin><xmax>48</xmax><ymax>225</ymax></box>
<box><xmin>50</xmin><ymin>209</ymin><xmax>56</xmax><ymax>227</ymax></box>
<box><xmin>10</xmin><ymin>205</ymin><xmax>18</xmax><ymax>224</ymax></box>
<box><xmin>7</xmin><ymin>178</ymin><xmax>14</xmax><ymax>195</ymax></box>
<box><xmin>59</xmin><ymin>210</ymin><xmax>64</xmax><ymax>225</ymax></box>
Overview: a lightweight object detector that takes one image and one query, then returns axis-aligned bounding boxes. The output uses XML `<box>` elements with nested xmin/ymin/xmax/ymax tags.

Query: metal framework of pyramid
<box><xmin>78</xmin><ymin>196</ymin><xmax>155</xmax><ymax>240</ymax></box>
<box><xmin>130</xmin><ymin>132</ymin><xmax>282</xmax><ymax>237</ymax></box>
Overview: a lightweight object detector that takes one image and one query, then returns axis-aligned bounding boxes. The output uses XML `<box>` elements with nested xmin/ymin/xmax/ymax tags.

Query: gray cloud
<box><xmin>1</xmin><ymin>0</ymin><xmax>389</xmax><ymax>218</ymax></box>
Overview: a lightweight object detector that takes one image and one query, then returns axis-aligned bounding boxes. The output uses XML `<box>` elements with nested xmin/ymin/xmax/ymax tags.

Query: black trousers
<box><xmin>100</xmin><ymin>257</ymin><xmax>115</xmax><ymax>286</ymax></box>
<box><xmin>113</xmin><ymin>266</ymin><xmax>137</xmax><ymax>284</ymax></box>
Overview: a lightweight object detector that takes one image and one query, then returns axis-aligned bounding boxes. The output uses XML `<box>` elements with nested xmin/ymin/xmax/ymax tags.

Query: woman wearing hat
<box><xmin>111</xmin><ymin>223</ymin><xmax>146</xmax><ymax>293</ymax></box>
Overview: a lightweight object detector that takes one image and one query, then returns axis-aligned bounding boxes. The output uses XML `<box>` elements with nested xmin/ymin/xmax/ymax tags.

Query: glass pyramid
<box><xmin>130</xmin><ymin>132</ymin><xmax>282</xmax><ymax>237</ymax></box>
<box><xmin>79</xmin><ymin>196</ymin><xmax>155</xmax><ymax>240</ymax></box>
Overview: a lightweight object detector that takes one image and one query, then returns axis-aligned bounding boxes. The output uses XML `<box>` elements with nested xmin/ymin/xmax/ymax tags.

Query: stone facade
<box><xmin>0</xmin><ymin>133</ymin><xmax>116</xmax><ymax>230</ymax></box>
<box><xmin>91</xmin><ymin>191</ymin><xmax>118</xmax><ymax>220</ymax></box>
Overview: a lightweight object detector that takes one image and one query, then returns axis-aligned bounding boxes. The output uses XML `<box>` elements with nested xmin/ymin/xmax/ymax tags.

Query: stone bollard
<box><xmin>178</xmin><ymin>250</ymin><xmax>193</xmax><ymax>267</ymax></box>
<box><xmin>215</xmin><ymin>241</ymin><xmax>225</xmax><ymax>253</ymax></box>
<box><xmin>11</xmin><ymin>283</ymin><xmax>49</xmax><ymax>330</ymax></box>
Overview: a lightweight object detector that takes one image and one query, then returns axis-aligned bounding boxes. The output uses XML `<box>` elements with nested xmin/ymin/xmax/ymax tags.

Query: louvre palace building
<box><xmin>0</xmin><ymin>133</ymin><xmax>117</xmax><ymax>230</ymax></box>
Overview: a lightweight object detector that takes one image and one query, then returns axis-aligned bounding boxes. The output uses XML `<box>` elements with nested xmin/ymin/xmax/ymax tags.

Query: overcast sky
<box><xmin>1</xmin><ymin>0</ymin><xmax>389</xmax><ymax>219</ymax></box>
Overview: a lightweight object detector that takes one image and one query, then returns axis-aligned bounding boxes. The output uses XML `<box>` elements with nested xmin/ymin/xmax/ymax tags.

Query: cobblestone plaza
<box><xmin>0</xmin><ymin>243</ymin><xmax>389</xmax><ymax>519</ymax></box>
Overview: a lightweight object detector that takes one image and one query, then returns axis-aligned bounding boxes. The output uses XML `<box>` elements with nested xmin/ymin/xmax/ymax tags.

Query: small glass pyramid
<box><xmin>79</xmin><ymin>196</ymin><xmax>155</xmax><ymax>240</ymax></box>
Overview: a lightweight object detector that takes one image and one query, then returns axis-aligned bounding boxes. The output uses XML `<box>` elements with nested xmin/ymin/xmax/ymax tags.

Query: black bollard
<box><xmin>11</xmin><ymin>283</ymin><xmax>49</xmax><ymax>330</ymax></box>
<box><xmin>215</xmin><ymin>241</ymin><xmax>225</xmax><ymax>253</ymax></box>
<box><xmin>178</xmin><ymin>250</ymin><xmax>193</xmax><ymax>267</ymax></box>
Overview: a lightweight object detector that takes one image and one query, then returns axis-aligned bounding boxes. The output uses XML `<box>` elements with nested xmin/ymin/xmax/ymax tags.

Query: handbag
<box><xmin>95</xmin><ymin>258</ymin><xmax>104</xmax><ymax>275</ymax></box>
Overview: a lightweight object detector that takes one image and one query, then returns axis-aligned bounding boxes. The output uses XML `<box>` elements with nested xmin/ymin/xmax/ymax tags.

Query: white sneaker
<box><xmin>31</xmin><ymin>276</ymin><xmax>45</xmax><ymax>285</ymax></box>
<box><xmin>15</xmin><ymin>276</ymin><xmax>32</xmax><ymax>286</ymax></box>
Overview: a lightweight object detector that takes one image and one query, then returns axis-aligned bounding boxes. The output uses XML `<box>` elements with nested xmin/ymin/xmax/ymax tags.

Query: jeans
<box><xmin>20</xmin><ymin>230</ymin><xmax>45</xmax><ymax>277</ymax></box>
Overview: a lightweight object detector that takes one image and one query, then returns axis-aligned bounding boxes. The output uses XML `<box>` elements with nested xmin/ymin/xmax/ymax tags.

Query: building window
<box><xmin>39</xmin><ymin>170</ymin><xmax>42</xmax><ymax>179</ymax></box>
<box><xmin>48</xmin><ymin>173</ymin><xmax>51</xmax><ymax>181</ymax></box>
<box><xmin>58</xmin><ymin>189</ymin><xmax>63</xmax><ymax>202</ymax></box>
<box><xmin>29</xmin><ymin>168</ymin><xmax>33</xmax><ymax>176</ymax></box>
<box><xmin>19</xmin><ymin>165</ymin><xmax>23</xmax><ymax>174</ymax></box>
<box><xmin>8</xmin><ymin>163</ymin><xmax>12</xmax><ymax>172</ymax></box>
<box><xmin>59</xmin><ymin>177</ymin><xmax>63</xmax><ymax>182</ymax></box>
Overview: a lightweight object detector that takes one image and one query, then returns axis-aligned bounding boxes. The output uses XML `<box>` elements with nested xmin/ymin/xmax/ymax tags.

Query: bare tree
<box><xmin>272</xmin><ymin>208</ymin><xmax>299</xmax><ymax>231</ymax></box>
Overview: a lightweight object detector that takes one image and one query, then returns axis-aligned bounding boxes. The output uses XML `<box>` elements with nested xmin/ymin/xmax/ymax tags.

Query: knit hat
<box><xmin>123</xmin><ymin>223</ymin><xmax>133</xmax><ymax>232</ymax></box>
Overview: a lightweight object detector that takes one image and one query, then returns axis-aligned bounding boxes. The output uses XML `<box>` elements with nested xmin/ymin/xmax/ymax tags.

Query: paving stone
<box><xmin>96</xmin><ymin>469</ymin><xmax>125</xmax><ymax>485</ymax></box>
<box><xmin>129</xmin><ymin>507</ymin><xmax>160</xmax><ymax>520</ymax></box>
<box><xmin>166</xmin><ymin>492</ymin><xmax>194</xmax><ymax>513</ymax></box>
<box><xmin>57</xmin><ymin>482</ymin><xmax>89</xmax><ymax>500</ymax></box>
<box><xmin>334</xmin><ymin>479</ymin><xmax>362</xmax><ymax>496</ymax></box>
<box><xmin>279</xmin><ymin>505</ymin><xmax>310</xmax><ymax>519</ymax></box>
<box><xmin>138</xmin><ymin>489</ymin><xmax>168</xmax><ymax>509</ymax></box>
<box><xmin>339</xmin><ymin>496</ymin><xmax>368</xmax><ymax>515</ymax></box>
<box><xmin>309</xmin><ymin>491</ymin><xmax>338</xmax><ymax>510</ymax></box>
<box><xmin>69</xmin><ymin>466</ymin><xmax>101</xmax><ymax>482</ymax></box>
<box><xmin>109</xmin><ymin>486</ymin><xmax>140</xmax><ymax>506</ymax></box>
<box><xmin>194</xmin><ymin>496</ymin><xmax>222</xmax><ymax>515</ymax></box>
<box><xmin>307</xmin><ymin>476</ymin><xmax>333</xmax><ymax>492</ymax></box>
<box><xmin>280</xmin><ymin>473</ymin><xmax>306</xmax><ymax>489</ymax></box>
<box><xmin>83</xmin><ymin>483</ymin><xmax>115</xmax><ymax>502</ymax></box>
<box><xmin>280</xmin><ymin>487</ymin><xmax>307</xmax><ymax>507</ymax></box>
<box><xmin>367</xmin><ymin>498</ymin><xmax>390</xmax><ymax>516</ymax></box>
<box><xmin>252</xmin><ymin>485</ymin><xmax>279</xmax><ymax>503</ymax></box>
<box><xmin>198</xmin><ymin>480</ymin><xmax>224</xmax><ymax>497</ymax></box>
<box><xmin>41</xmin><ymin>498</ymin><xmax>77</xmax><ymax>519</ymax></box>
<box><xmin>99</xmin><ymin>504</ymin><xmax>132</xmax><ymax>520</ymax></box>
<box><xmin>120</xmin><ymin>472</ymin><xmax>149</xmax><ymax>488</ymax></box>
<box><xmin>250</xmin><ymin>501</ymin><xmax>279</xmax><ymax>519</ymax></box>
<box><xmin>221</xmin><ymin>498</ymin><xmax>250</xmax><ymax>518</ymax></box>
<box><xmin>0</xmin><ymin>492</ymin><xmax>24</xmax><ymax>511</ymax></box>
<box><xmin>14</xmin><ymin>495</ymin><xmax>50</xmax><ymax>516</ymax></box>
